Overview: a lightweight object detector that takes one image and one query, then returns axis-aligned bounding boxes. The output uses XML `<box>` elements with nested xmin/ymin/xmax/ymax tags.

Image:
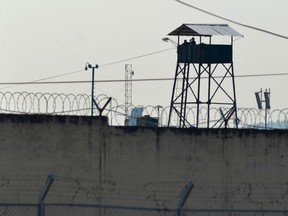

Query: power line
<box><xmin>100</xmin><ymin>48</ymin><xmax>175</xmax><ymax>67</ymax></box>
<box><xmin>0</xmin><ymin>69</ymin><xmax>84</xmax><ymax>90</ymax></box>
<box><xmin>0</xmin><ymin>48</ymin><xmax>176</xmax><ymax>90</ymax></box>
<box><xmin>175</xmin><ymin>0</ymin><xmax>288</xmax><ymax>40</ymax></box>
<box><xmin>0</xmin><ymin>72</ymin><xmax>287</xmax><ymax>85</ymax></box>
<box><xmin>3</xmin><ymin>2</ymin><xmax>287</xmax><ymax>92</ymax></box>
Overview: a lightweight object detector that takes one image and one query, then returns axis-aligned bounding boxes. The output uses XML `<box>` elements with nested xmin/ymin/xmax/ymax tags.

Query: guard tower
<box><xmin>167</xmin><ymin>24</ymin><xmax>243</xmax><ymax>128</ymax></box>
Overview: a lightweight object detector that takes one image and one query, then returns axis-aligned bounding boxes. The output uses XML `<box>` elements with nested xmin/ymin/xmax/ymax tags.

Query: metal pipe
<box><xmin>38</xmin><ymin>175</ymin><xmax>55</xmax><ymax>216</ymax></box>
<box><xmin>177</xmin><ymin>181</ymin><xmax>194</xmax><ymax>216</ymax></box>
<box><xmin>91</xmin><ymin>67</ymin><xmax>95</xmax><ymax>117</ymax></box>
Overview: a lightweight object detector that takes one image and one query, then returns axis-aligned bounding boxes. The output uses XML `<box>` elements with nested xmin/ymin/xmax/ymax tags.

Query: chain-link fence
<box><xmin>0</xmin><ymin>204</ymin><xmax>37</xmax><ymax>216</ymax></box>
<box><xmin>185</xmin><ymin>210</ymin><xmax>288</xmax><ymax>216</ymax></box>
<box><xmin>0</xmin><ymin>204</ymin><xmax>288</xmax><ymax>216</ymax></box>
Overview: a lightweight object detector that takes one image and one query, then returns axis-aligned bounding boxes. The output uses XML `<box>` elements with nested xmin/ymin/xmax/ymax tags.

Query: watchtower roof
<box><xmin>168</xmin><ymin>24</ymin><xmax>243</xmax><ymax>37</ymax></box>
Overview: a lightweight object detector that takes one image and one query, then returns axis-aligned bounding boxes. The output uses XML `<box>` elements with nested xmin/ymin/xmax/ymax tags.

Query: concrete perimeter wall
<box><xmin>0</xmin><ymin>114</ymin><xmax>288</xmax><ymax>209</ymax></box>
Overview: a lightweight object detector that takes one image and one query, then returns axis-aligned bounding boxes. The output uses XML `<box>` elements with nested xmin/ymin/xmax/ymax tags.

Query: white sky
<box><xmin>0</xmin><ymin>0</ymin><xmax>288</xmax><ymax>110</ymax></box>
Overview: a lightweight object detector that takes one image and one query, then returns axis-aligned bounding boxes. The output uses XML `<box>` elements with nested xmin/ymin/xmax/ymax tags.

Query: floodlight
<box><xmin>264</xmin><ymin>91</ymin><xmax>271</xmax><ymax>109</ymax></box>
<box><xmin>162</xmin><ymin>37</ymin><xmax>177</xmax><ymax>46</ymax></box>
<box><xmin>255</xmin><ymin>92</ymin><xmax>262</xmax><ymax>109</ymax></box>
<box><xmin>162</xmin><ymin>37</ymin><xmax>169</xmax><ymax>42</ymax></box>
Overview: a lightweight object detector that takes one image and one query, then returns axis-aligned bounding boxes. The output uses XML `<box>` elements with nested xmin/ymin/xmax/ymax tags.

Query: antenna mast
<box><xmin>125</xmin><ymin>64</ymin><xmax>134</xmax><ymax>125</ymax></box>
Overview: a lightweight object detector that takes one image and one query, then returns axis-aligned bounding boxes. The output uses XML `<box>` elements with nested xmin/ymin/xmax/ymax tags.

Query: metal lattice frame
<box><xmin>125</xmin><ymin>64</ymin><xmax>133</xmax><ymax>123</ymax></box>
<box><xmin>168</xmin><ymin>36</ymin><xmax>238</xmax><ymax>129</ymax></box>
<box><xmin>168</xmin><ymin>62</ymin><xmax>237</xmax><ymax>128</ymax></box>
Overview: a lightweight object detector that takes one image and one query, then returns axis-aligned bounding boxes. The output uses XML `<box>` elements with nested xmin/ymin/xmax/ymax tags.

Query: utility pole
<box><xmin>85</xmin><ymin>62</ymin><xmax>99</xmax><ymax>117</ymax></box>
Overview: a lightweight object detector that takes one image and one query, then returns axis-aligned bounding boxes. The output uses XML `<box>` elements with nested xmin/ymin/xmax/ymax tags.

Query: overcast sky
<box><xmin>1</xmin><ymin>0</ymin><xmax>288</xmax><ymax>111</ymax></box>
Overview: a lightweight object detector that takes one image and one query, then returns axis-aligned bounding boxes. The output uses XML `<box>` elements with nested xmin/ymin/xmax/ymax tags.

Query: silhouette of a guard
<box><xmin>190</xmin><ymin>37</ymin><xmax>196</xmax><ymax>45</ymax></box>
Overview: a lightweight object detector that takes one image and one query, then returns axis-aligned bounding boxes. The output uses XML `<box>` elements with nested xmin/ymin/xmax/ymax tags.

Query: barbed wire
<box><xmin>0</xmin><ymin>91</ymin><xmax>287</xmax><ymax>129</ymax></box>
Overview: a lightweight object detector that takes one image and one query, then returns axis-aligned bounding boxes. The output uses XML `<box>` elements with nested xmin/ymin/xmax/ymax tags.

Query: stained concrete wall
<box><xmin>0</xmin><ymin>114</ymin><xmax>288</xmax><ymax>209</ymax></box>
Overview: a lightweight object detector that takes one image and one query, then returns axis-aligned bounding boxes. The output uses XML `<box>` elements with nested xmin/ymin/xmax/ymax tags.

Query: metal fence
<box><xmin>0</xmin><ymin>91</ymin><xmax>287</xmax><ymax>128</ymax></box>
<box><xmin>1</xmin><ymin>204</ymin><xmax>288</xmax><ymax>216</ymax></box>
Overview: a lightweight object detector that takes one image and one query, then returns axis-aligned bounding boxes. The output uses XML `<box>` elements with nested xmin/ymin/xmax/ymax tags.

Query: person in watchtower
<box><xmin>190</xmin><ymin>37</ymin><xmax>196</xmax><ymax>45</ymax></box>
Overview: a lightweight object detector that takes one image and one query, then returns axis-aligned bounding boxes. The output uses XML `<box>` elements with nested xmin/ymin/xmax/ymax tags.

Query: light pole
<box><xmin>255</xmin><ymin>88</ymin><xmax>271</xmax><ymax>129</ymax></box>
<box><xmin>85</xmin><ymin>62</ymin><xmax>99</xmax><ymax>117</ymax></box>
<box><xmin>162</xmin><ymin>37</ymin><xmax>178</xmax><ymax>47</ymax></box>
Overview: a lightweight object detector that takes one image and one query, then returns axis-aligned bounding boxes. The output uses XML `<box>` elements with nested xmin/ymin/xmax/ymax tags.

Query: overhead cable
<box><xmin>0</xmin><ymin>48</ymin><xmax>176</xmax><ymax>90</ymax></box>
<box><xmin>0</xmin><ymin>69</ymin><xmax>84</xmax><ymax>90</ymax></box>
<box><xmin>0</xmin><ymin>72</ymin><xmax>287</xmax><ymax>85</ymax></box>
<box><xmin>99</xmin><ymin>48</ymin><xmax>176</xmax><ymax>67</ymax></box>
<box><xmin>175</xmin><ymin>0</ymin><xmax>288</xmax><ymax>40</ymax></box>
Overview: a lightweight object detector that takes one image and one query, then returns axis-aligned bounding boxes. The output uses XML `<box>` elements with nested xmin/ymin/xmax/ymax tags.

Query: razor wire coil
<box><xmin>0</xmin><ymin>91</ymin><xmax>287</xmax><ymax>129</ymax></box>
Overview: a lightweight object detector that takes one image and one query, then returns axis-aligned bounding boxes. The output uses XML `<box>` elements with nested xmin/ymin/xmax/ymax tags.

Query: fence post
<box><xmin>177</xmin><ymin>181</ymin><xmax>194</xmax><ymax>216</ymax></box>
<box><xmin>38</xmin><ymin>174</ymin><xmax>55</xmax><ymax>216</ymax></box>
